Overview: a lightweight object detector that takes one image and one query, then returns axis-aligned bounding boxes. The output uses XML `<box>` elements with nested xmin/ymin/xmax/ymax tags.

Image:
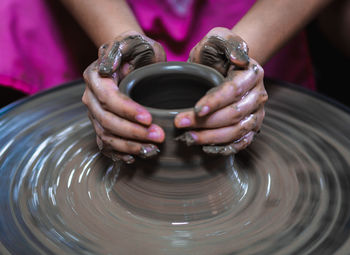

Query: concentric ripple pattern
<box><xmin>1</xmin><ymin>81</ymin><xmax>350</xmax><ymax>254</ymax></box>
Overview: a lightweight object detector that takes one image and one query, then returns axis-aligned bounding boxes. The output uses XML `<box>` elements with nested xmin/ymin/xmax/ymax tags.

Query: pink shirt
<box><xmin>0</xmin><ymin>0</ymin><xmax>315</xmax><ymax>95</ymax></box>
<box><xmin>0</xmin><ymin>0</ymin><xmax>79</xmax><ymax>94</ymax></box>
<box><xmin>128</xmin><ymin>0</ymin><xmax>315</xmax><ymax>90</ymax></box>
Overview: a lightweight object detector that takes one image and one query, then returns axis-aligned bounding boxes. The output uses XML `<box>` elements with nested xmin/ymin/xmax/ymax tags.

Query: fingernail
<box><xmin>135</xmin><ymin>113</ymin><xmax>150</xmax><ymax>125</ymax></box>
<box><xmin>194</xmin><ymin>105</ymin><xmax>210</xmax><ymax>117</ymax></box>
<box><xmin>148</xmin><ymin>130</ymin><xmax>161</xmax><ymax>140</ymax></box>
<box><xmin>139</xmin><ymin>144</ymin><xmax>160</xmax><ymax>158</ymax></box>
<box><xmin>178</xmin><ymin>117</ymin><xmax>191</xmax><ymax>127</ymax></box>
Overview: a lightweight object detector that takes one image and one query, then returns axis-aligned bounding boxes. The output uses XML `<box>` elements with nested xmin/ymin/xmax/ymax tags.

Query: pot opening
<box><xmin>130</xmin><ymin>73</ymin><xmax>214</xmax><ymax>109</ymax></box>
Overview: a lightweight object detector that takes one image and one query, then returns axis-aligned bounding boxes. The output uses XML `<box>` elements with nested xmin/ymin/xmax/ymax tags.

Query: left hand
<box><xmin>82</xmin><ymin>32</ymin><xmax>166</xmax><ymax>164</ymax></box>
<box><xmin>174</xmin><ymin>27</ymin><xmax>268</xmax><ymax>155</ymax></box>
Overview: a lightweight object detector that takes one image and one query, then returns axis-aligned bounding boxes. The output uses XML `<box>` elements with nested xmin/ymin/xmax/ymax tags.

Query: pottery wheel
<box><xmin>1</xmin><ymin>80</ymin><xmax>350</xmax><ymax>255</ymax></box>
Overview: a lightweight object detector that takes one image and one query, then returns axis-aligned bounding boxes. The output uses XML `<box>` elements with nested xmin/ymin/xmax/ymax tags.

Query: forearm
<box><xmin>59</xmin><ymin>0</ymin><xmax>143</xmax><ymax>46</ymax></box>
<box><xmin>232</xmin><ymin>0</ymin><xmax>333</xmax><ymax>65</ymax></box>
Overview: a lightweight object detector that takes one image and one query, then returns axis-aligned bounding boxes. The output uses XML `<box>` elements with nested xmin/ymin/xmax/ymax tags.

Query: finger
<box><xmin>98</xmin><ymin>32</ymin><xmax>159</xmax><ymax>77</ymax></box>
<box><xmin>98</xmin><ymin>43</ymin><xmax>108</xmax><ymax>59</ymax></box>
<box><xmin>83</xmin><ymin>63</ymin><xmax>153</xmax><ymax>126</ymax></box>
<box><xmin>194</xmin><ymin>61</ymin><xmax>263</xmax><ymax>117</ymax></box>
<box><xmin>119</xmin><ymin>35</ymin><xmax>155</xmax><ymax>69</ymax></box>
<box><xmin>84</xmin><ymin>88</ymin><xmax>165</xmax><ymax>143</ymax></box>
<box><xmin>202</xmin><ymin>131</ymin><xmax>256</xmax><ymax>155</ymax></box>
<box><xmin>96</xmin><ymin>136</ymin><xmax>135</xmax><ymax>164</ymax></box>
<box><xmin>98</xmin><ymin>139</ymin><xmax>135</xmax><ymax>164</ymax></box>
<box><xmin>205</xmin><ymin>35</ymin><xmax>249</xmax><ymax>68</ymax></box>
<box><xmin>119</xmin><ymin>35</ymin><xmax>167</xmax><ymax>80</ymax></box>
<box><xmin>189</xmin><ymin>27</ymin><xmax>249</xmax><ymax>73</ymax></box>
<box><xmin>118</xmin><ymin>37</ymin><xmax>166</xmax><ymax>79</ymax></box>
<box><xmin>174</xmin><ymin>81</ymin><xmax>267</xmax><ymax>129</ymax></box>
<box><xmin>98</xmin><ymin>40</ymin><xmax>122</xmax><ymax>77</ymax></box>
<box><xmin>91</xmin><ymin>116</ymin><xmax>160</xmax><ymax>158</ymax></box>
<box><xmin>225</xmin><ymin>35</ymin><xmax>249</xmax><ymax>67</ymax></box>
<box><xmin>101</xmin><ymin>149</ymin><xmax>135</xmax><ymax>164</ymax></box>
<box><xmin>151</xmin><ymin>40</ymin><xmax>167</xmax><ymax>63</ymax></box>
<box><xmin>99</xmin><ymin>135</ymin><xmax>160</xmax><ymax>159</ymax></box>
<box><xmin>176</xmin><ymin>109</ymin><xmax>264</xmax><ymax>145</ymax></box>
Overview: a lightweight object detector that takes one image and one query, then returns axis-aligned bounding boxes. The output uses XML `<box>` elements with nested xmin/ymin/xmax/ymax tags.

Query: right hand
<box><xmin>82</xmin><ymin>31</ymin><xmax>167</xmax><ymax>164</ymax></box>
<box><xmin>174</xmin><ymin>27</ymin><xmax>267</xmax><ymax>155</ymax></box>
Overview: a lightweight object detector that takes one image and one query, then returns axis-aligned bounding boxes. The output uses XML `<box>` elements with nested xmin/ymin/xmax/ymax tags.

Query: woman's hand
<box><xmin>175</xmin><ymin>27</ymin><xmax>268</xmax><ymax>155</ymax></box>
<box><xmin>82</xmin><ymin>31</ymin><xmax>167</xmax><ymax>163</ymax></box>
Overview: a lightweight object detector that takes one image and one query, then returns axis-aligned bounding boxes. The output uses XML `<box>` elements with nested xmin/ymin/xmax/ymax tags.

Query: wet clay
<box><xmin>198</xmin><ymin>36</ymin><xmax>249</xmax><ymax>75</ymax></box>
<box><xmin>202</xmin><ymin>143</ymin><xmax>238</xmax><ymax>155</ymax></box>
<box><xmin>98</xmin><ymin>35</ymin><xmax>155</xmax><ymax>77</ymax></box>
<box><xmin>2</xmin><ymin>80</ymin><xmax>350</xmax><ymax>254</ymax></box>
<box><xmin>174</xmin><ymin>132</ymin><xmax>196</xmax><ymax>146</ymax></box>
<box><xmin>139</xmin><ymin>144</ymin><xmax>160</xmax><ymax>158</ymax></box>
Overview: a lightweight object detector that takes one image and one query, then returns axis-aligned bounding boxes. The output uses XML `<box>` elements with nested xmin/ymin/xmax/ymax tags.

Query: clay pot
<box><xmin>119</xmin><ymin>61</ymin><xmax>224</xmax><ymax>161</ymax></box>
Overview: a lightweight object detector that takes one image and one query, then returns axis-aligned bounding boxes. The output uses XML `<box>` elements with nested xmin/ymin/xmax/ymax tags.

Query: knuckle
<box><xmin>224</xmin><ymin>76</ymin><xmax>240</xmax><ymax>91</ymax></box>
<box><xmin>130</xmin><ymin>131</ymin><xmax>145</xmax><ymax>140</ymax></box>
<box><xmin>261</xmin><ymin>91</ymin><xmax>268</xmax><ymax>103</ymax></box>
<box><xmin>231</xmin><ymin>105</ymin><xmax>243</xmax><ymax>121</ymax></box>
<box><xmin>100</xmin><ymin>134</ymin><xmax>112</xmax><ymax>146</ymax></box>
<box><xmin>230</xmin><ymin>115</ymin><xmax>242</xmax><ymax>125</ymax></box>
<box><xmin>83</xmin><ymin>69</ymin><xmax>89</xmax><ymax>81</ymax></box>
<box><xmin>126</xmin><ymin>141</ymin><xmax>141</xmax><ymax>153</ymax></box>
<box><xmin>81</xmin><ymin>91</ymin><xmax>88</xmax><ymax>105</ymax></box>
<box><xmin>239</xmin><ymin>126</ymin><xmax>250</xmax><ymax>137</ymax></box>
<box><xmin>238</xmin><ymin>116</ymin><xmax>256</xmax><ymax>135</ymax></box>
<box><xmin>221</xmin><ymin>81</ymin><xmax>238</xmax><ymax>99</ymax></box>
<box><xmin>193</xmin><ymin>132</ymin><xmax>203</xmax><ymax>144</ymax></box>
<box><xmin>232</xmin><ymin>85</ymin><xmax>243</xmax><ymax>99</ymax></box>
<box><xmin>99</xmin><ymin>114</ymin><xmax>111</xmax><ymax>129</ymax></box>
<box><xmin>96</xmin><ymin>90</ymin><xmax>109</xmax><ymax>107</ymax></box>
<box><xmin>94</xmin><ymin>125</ymin><xmax>104</xmax><ymax>137</ymax></box>
<box><xmin>260</xmin><ymin>66</ymin><xmax>265</xmax><ymax>76</ymax></box>
<box><xmin>83</xmin><ymin>64</ymin><xmax>96</xmax><ymax>82</ymax></box>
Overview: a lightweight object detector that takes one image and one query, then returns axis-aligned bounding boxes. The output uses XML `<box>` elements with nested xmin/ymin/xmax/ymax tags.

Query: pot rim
<box><xmin>119</xmin><ymin>61</ymin><xmax>224</xmax><ymax>117</ymax></box>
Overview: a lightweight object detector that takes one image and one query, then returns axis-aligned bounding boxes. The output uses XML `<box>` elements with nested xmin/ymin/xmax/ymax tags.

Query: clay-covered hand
<box><xmin>82</xmin><ymin>31</ymin><xmax>166</xmax><ymax>164</ymax></box>
<box><xmin>175</xmin><ymin>27</ymin><xmax>268</xmax><ymax>155</ymax></box>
